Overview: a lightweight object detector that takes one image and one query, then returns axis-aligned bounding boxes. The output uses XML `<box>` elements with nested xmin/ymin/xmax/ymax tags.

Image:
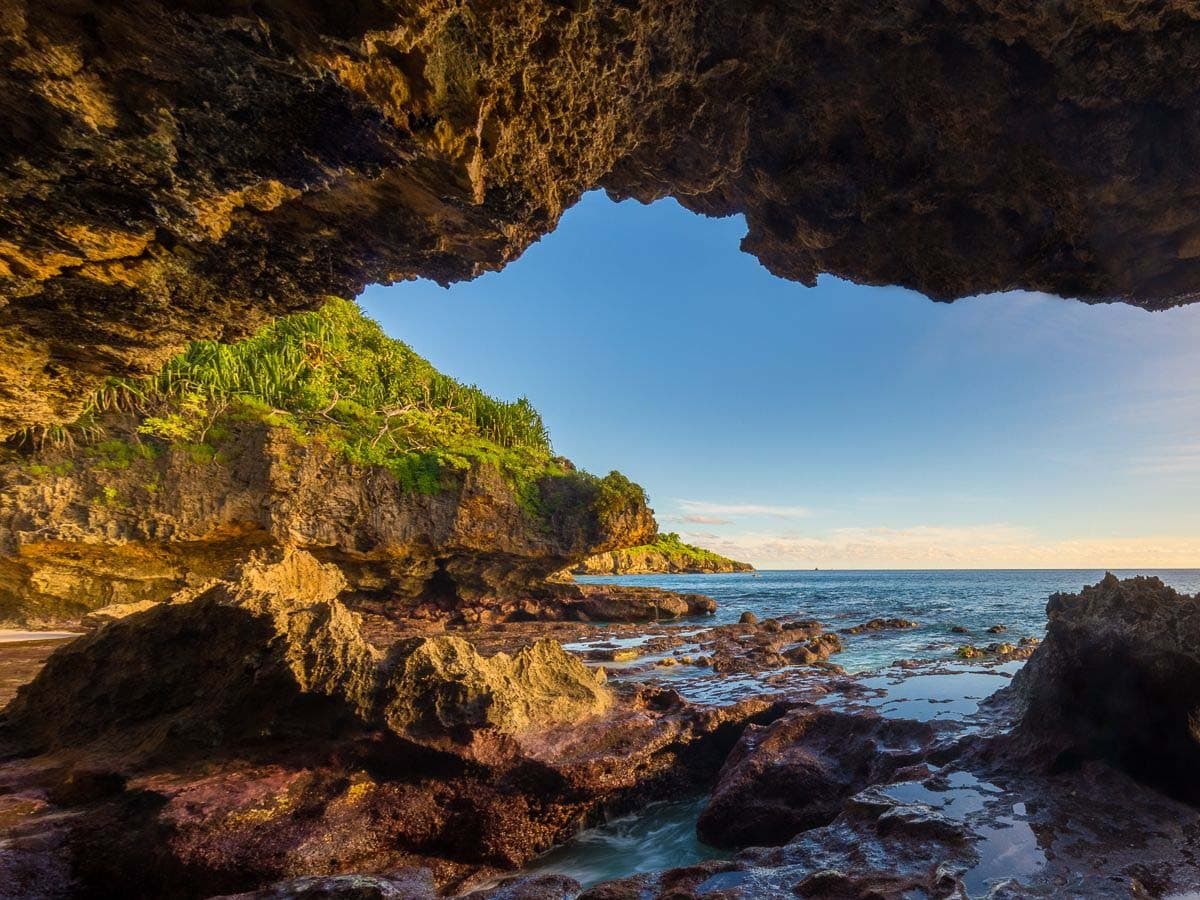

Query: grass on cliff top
<box><xmin>625</xmin><ymin>532</ymin><xmax>749</xmax><ymax>568</ymax></box>
<box><xmin>12</xmin><ymin>299</ymin><xmax>646</xmax><ymax>522</ymax></box>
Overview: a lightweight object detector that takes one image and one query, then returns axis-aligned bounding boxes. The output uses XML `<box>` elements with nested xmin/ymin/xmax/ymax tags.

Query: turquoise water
<box><xmin>524</xmin><ymin>570</ymin><xmax>1200</xmax><ymax>893</ymax></box>
<box><xmin>575</xmin><ymin>569</ymin><xmax>1200</xmax><ymax>672</ymax></box>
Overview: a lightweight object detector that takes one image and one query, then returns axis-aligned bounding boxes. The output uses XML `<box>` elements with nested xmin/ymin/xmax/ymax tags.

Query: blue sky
<box><xmin>360</xmin><ymin>191</ymin><xmax>1200</xmax><ymax>569</ymax></box>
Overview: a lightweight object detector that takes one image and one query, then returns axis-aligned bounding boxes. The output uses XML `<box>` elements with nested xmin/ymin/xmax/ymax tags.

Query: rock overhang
<box><xmin>4</xmin><ymin>1</ymin><xmax>1200</xmax><ymax>431</ymax></box>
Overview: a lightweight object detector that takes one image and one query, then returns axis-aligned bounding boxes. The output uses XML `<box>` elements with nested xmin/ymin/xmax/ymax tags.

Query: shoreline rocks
<box><xmin>0</xmin><ymin>551</ymin><xmax>778</xmax><ymax>897</ymax></box>
<box><xmin>999</xmin><ymin>574</ymin><xmax>1200</xmax><ymax>804</ymax></box>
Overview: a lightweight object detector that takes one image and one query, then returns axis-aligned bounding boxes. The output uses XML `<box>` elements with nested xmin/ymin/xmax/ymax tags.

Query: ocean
<box><xmin>574</xmin><ymin>568</ymin><xmax>1200</xmax><ymax>672</ymax></box>
<box><xmin>511</xmin><ymin>569</ymin><xmax>1200</xmax><ymax>892</ymax></box>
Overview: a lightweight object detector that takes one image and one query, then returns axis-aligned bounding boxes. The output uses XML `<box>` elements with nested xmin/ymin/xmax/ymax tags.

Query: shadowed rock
<box><xmin>696</xmin><ymin>705</ymin><xmax>937</xmax><ymax>849</ymax></box>
<box><xmin>3</xmin><ymin>549</ymin><xmax>379</xmax><ymax>758</ymax></box>
<box><xmin>1002</xmin><ymin>573</ymin><xmax>1200</xmax><ymax>803</ymax></box>
<box><xmin>6</xmin><ymin>3</ymin><xmax>1200</xmax><ymax>429</ymax></box>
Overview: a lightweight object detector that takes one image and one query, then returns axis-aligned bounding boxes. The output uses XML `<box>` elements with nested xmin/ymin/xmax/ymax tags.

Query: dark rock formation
<box><xmin>1002</xmin><ymin>574</ymin><xmax>1200</xmax><ymax>803</ymax></box>
<box><xmin>0</xmin><ymin>552</ymin><xmax>782</xmax><ymax>896</ymax></box>
<box><xmin>5</xmin><ymin>2</ymin><xmax>1200</xmax><ymax>429</ymax></box>
<box><xmin>840</xmin><ymin>618</ymin><xmax>918</xmax><ymax>635</ymax></box>
<box><xmin>3</xmin><ymin>549</ymin><xmax>613</xmax><ymax>759</ymax></box>
<box><xmin>0</xmin><ymin>419</ymin><xmax>656</xmax><ymax>624</ymax></box>
<box><xmin>696</xmin><ymin>705</ymin><xmax>937</xmax><ymax>849</ymax></box>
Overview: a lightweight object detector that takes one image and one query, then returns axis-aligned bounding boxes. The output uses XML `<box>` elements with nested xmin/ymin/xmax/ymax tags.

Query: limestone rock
<box><xmin>570</xmin><ymin>547</ymin><xmax>752</xmax><ymax>576</ymax></box>
<box><xmin>0</xmin><ymin>420</ymin><xmax>657</xmax><ymax>624</ymax></box>
<box><xmin>2</xmin><ymin>549</ymin><xmax>379</xmax><ymax>757</ymax></box>
<box><xmin>380</xmin><ymin>636</ymin><xmax>610</xmax><ymax>739</ymax></box>
<box><xmin>5</xmin><ymin>4</ymin><xmax>1200</xmax><ymax>429</ymax></box>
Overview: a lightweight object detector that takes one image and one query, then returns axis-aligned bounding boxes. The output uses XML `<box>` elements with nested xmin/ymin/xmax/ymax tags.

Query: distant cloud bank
<box><xmin>680</xmin><ymin>523</ymin><xmax>1200</xmax><ymax>569</ymax></box>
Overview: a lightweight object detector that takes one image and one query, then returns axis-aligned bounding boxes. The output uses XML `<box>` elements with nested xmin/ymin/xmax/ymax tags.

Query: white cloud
<box><xmin>680</xmin><ymin>524</ymin><xmax>1200</xmax><ymax>570</ymax></box>
<box><xmin>681</xmin><ymin>514</ymin><xmax>734</xmax><ymax>525</ymax></box>
<box><xmin>677</xmin><ymin>499</ymin><xmax>810</xmax><ymax>520</ymax></box>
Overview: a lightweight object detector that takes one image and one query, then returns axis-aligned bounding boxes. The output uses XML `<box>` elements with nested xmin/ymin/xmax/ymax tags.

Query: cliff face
<box><xmin>5</xmin><ymin>2</ymin><xmax>1200</xmax><ymax>430</ymax></box>
<box><xmin>573</xmin><ymin>546</ymin><xmax>753</xmax><ymax>576</ymax></box>
<box><xmin>0</xmin><ymin>420</ymin><xmax>656</xmax><ymax>624</ymax></box>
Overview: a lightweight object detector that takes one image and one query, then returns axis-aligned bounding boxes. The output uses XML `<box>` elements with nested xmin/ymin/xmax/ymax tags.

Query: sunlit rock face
<box><xmin>5</xmin><ymin>1</ymin><xmax>1200</xmax><ymax>430</ymax></box>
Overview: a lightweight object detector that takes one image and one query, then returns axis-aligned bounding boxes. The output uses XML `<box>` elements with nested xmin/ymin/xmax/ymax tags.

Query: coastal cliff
<box><xmin>571</xmin><ymin>533</ymin><xmax>753</xmax><ymax>575</ymax></box>
<box><xmin>0</xmin><ymin>301</ymin><xmax>659</xmax><ymax>625</ymax></box>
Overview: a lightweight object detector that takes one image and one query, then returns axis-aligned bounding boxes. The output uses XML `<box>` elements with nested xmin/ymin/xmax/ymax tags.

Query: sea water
<box><xmin>528</xmin><ymin>569</ymin><xmax>1200</xmax><ymax>890</ymax></box>
<box><xmin>574</xmin><ymin>568</ymin><xmax>1200</xmax><ymax>672</ymax></box>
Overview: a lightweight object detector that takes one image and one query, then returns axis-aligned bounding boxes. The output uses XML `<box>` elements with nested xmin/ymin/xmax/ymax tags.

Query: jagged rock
<box><xmin>215</xmin><ymin>870</ymin><xmax>438</xmax><ymax>900</ymax></box>
<box><xmin>1003</xmin><ymin>574</ymin><xmax>1200</xmax><ymax>802</ymax></box>
<box><xmin>380</xmin><ymin>636</ymin><xmax>610</xmax><ymax>740</ymax></box>
<box><xmin>79</xmin><ymin>598</ymin><xmax>168</xmax><ymax>628</ymax></box>
<box><xmin>2</xmin><ymin>549</ymin><xmax>379</xmax><ymax>758</ymax></box>
<box><xmin>0</xmin><ymin>420</ymin><xmax>657</xmax><ymax>624</ymax></box>
<box><xmin>696</xmin><ymin>706</ymin><xmax>936</xmax><ymax>848</ymax></box>
<box><xmin>547</xmin><ymin>583</ymin><xmax>716</xmax><ymax>622</ymax></box>
<box><xmin>782</xmin><ymin>633</ymin><xmax>843</xmax><ymax>666</ymax></box>
<box><xmin>5</xmin><ymin>4</ymin><xmax>1200</xmax><ymax>429</ymax></box>
<box><xmin>738</xmin><ymin>611</ymin><xmax>758</xmax><ymax>625</ymax></box>
<box><xmin>0</xmin><ymin>553</ymin><xmax>781</xmax><ymax>895</ymax></box>
<box><xmin>841</xmin><ymin>618</ymin><xmax>918</xmax><ymax>635</ymax></box>
<box><xmin>461</xmin><ymin>874</ymin><xmax>583</xmax><ymax>900</ymax></box>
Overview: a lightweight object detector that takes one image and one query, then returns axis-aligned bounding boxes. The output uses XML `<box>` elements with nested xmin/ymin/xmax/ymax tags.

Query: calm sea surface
<box><xmin>575</xmin><ymin>568</ymin><xmax>1200</xmax><ymax>672</ymax></box>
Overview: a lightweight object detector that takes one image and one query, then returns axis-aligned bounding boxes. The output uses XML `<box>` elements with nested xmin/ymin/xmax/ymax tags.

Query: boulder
<box><xmin>3</xmin><ymin>549</ymin><xmax>378</xmax><ymax>758</ymax></box>
<box><xmin>381</xmin><ymin>636</ymin><xmax>610</xmax><ymax>740</ymax></box>
<box><xmin>841</xmin><ymin>618</ymin><xmax>918</xmax><ymax>634</ymax></box>
<box><xmin>1005</xmin><ymin>574</ymin><xmax>1200</xmax><ymax>802</ymax></box>
<box><xmin>696</xmin><ymin>706</ymin><xmax>936</xmax><ymax>849</ymax></box>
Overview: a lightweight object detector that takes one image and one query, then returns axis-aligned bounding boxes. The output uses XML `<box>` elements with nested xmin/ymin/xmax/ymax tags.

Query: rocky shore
<box><xmin>3</xmin><ymin>571</ymin><xmax>1200</xmax><ymax>898</ymax></box>
<box><xmin>569</xmin><ymin>535</ymin><xmax>752</xmax><ymax>576</ymax></box>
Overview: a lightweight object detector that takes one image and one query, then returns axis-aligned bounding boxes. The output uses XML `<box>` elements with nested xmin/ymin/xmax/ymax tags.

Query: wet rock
<box><xmin>587</xmin><ymin>647</ymin><xmax>640</xmax><ymax>663</ymax></box>
<box><xmin>696</xmin><ymin>706</ymin><xmax>937</xmax><ymax>848</ymax></box>
<box><xmin>738</xmin><ymin>612</ymin><xmax>759</xmax><ymax>626</ymax></box>
<box><xmin>462</xmin><ymin>874</ymin><xmax>582</xmax><ymax>899</ymax></box>
<box><xmin>0</xmin><ymin>566</ymin><xmax>785</xmax><ymax>895</ymax></box>
<box><xmin>784</xmin><ymin>633</ymin><xmax>844</xmax><ymax>666</ymax></box>
<box><xmin>217</xmin><ymin>869</ymin><xmax>437</xmax><ymax>899</ymax></box>
<box><xmin>549</xmin><ymin>583</ymin><xmax>716</xmax><ymax>622</ymax></box>
<box><xmin>840</xmin><ymin>618</ymin><xmax>918</xmax><ymax>635</ymax></box>
<box><xmin>987</xmin><ymin>624</ymin><xmax>1008</xmax><ymax>634</ymax></box>
<box><xmin>950</xmin><ymin>625</ymin><xmax>970</xmax><ymax>635</ymax></box>
<box><xmin>1003</xmin><ymin>574</ymin><xmax>1200</xmax><ymax>803</ymax></box>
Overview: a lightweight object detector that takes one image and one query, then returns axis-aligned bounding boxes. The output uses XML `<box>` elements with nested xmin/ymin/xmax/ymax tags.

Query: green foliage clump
<box><xmin>626</xmin><ymin>532</ymin><xmax>747</xmax><ymax>568</ymax></box>
<box><xmin>110</xmin><ymin>298</ymin><xmax>553</xmax><ymax>482</ymax></box>
<box><xmin>15</xmin><ymin>299</ymin><xmax>644</xmax><ymax>528</ymax></box>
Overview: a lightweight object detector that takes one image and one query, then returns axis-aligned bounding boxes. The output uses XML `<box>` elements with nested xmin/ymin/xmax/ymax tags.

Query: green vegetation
<box><xmin>9</xmin><ymin>298</ymin><xmax>647</xmax><ymax>527</ymax></box>
<box><xmin>626</xmin><ymin>532</ymin><xmax>749</xmax><ymax>569</ymax></box>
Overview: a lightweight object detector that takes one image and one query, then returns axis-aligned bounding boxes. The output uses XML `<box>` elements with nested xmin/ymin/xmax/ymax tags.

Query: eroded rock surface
<box><xmin>0</xmin><ymin>552</ymin><xmax>781</xmax><ymax>897</ymax></box>
<box><xmin>0</xmin><ymin>419</ymin><xmax>656</xmax><ymax>624</ymax></box>
<box><xmin>1000</xmin><ymin>573</ymin><xmax>1200</xmax><ymax>803</ymax></box>
<box><xmin>697</xmin><ymin>705</ymin><xmax>938</xmax><ymax>849</ymax></box>
<box><xmin>6</xmin><ymin>2</ymin><xmax>1200</xmax><ymax>429</ymax></box>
